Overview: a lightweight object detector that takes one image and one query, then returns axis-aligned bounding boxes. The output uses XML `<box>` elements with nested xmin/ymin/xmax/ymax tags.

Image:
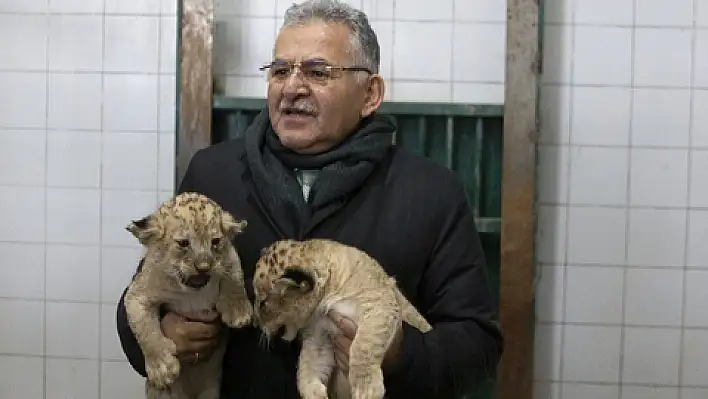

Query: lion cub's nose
<box><xmin>196</xmin><ymin>262</ymin><xmax>211</xmax><ymax>273</ymax></box>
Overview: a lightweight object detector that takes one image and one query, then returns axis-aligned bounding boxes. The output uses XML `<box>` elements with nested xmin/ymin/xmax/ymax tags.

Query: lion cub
<box><xmin>123</xmin><ymin>192</ymin><xmax>253</xmax><ymax>399</ymax></box>
<box><xmin>252</xmin><ymin>238</ymin><xmax>432</xmax><ymax>399</ymax></box>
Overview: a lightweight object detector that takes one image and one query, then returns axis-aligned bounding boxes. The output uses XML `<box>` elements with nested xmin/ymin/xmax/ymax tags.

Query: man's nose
<box><xmin>281</xmin><ymin>70</ymin><xmax>309</xmax><ymax>97</ymax></box>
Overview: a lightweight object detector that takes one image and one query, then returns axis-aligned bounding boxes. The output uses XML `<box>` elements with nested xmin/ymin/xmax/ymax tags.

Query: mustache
<box><xmin>279</xmin><ymin>99</ymin><xmax>317</xmax><ymax>115</ymax></box>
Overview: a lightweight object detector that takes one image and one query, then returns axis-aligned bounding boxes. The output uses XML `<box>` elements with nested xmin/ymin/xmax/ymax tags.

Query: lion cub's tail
<box><xmin>395</xmin><ymin>289</ymin><xmax>433</xmax><ymax>333</ymax></box>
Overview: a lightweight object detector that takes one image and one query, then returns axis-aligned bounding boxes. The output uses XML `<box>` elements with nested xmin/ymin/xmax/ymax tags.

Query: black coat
<box><xmin>115</xmin><ymin>137</ymin><xmax>503</xmax><ymax>399</ymax></box>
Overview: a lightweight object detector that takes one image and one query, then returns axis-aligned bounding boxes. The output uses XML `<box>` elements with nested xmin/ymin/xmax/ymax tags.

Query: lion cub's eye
<box><xmin>175</xmin><ymin>239</ymin><xmax>189</xmax><ymax>248</ymax></box>
<box><xmin>211</xmin><ymin>237</ymin><xmax>222</xmax><ymax>247</ymax></box>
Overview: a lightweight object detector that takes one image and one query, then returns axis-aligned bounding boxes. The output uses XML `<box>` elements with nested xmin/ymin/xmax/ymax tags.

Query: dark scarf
<box><xmin>244</xmin><ymin>107</ymin><xmax>395</xmax><ymax>239</ymax></box>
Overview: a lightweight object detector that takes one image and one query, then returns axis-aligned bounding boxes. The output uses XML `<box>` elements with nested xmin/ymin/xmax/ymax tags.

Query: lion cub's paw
<box><xmin>145</xmin><ymin>340</ymin><xmax>180</xmax><ymax>389</ymax></box>
<box><xmin>216</xmin><ymin>296</ymin><xmax>253</xmax><ymax>328</ymax></box>
<box><xmin>298</xmin><ymin>382</ymin><xmax>329</xmax><ymax>399</ymax></box>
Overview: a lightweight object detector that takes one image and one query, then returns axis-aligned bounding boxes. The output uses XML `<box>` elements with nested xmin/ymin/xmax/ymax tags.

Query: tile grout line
<box><xmin>557</xmin><ymin>0</ymin><xmax>577</xmax><ymax>392</ymax></box>
<box><xmin>678</xmin><ymin>1</ymin><xmax>699</xmax><ymax>396</ymax></box>
<box><xmin>618</xmin><ymin>0</ymin><xmax>638</xmax><ymax>394</ymax></box>
<box><xmin>42</xmin><ymin>3</ymin><xmax>50</xmax><ymax>398</ymax></box>
<box><xmin>97</xmin><ymin>0</ymin><xmax>107</xmax><ymax>396</ymax></box>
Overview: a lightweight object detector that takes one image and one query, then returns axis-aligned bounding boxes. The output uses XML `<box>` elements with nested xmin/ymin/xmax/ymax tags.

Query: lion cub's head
<box><xmin>126</xmin><ymin>192</ymin><xmax>247</xmax><ymax>290</ymax></box>
<box><xmin>252</xmin><ymin>239</ymin><xmax>328</xmax><ymax>342</ymax></box>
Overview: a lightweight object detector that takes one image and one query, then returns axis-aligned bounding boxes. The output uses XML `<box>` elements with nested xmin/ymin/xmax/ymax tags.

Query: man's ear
<box><xmin>221</xmin><ymin>211</ymin><xmax>247</xmax><ymax>240</ymax></box>
<box><xmin>126</xmin><ymin>215</ymin><xmax>161</xmax><ymax>245</ymax></box>
<box><xmin>274</xmin><ymin>268</ymin><xmax>315</xmax><ymax>295</ymax></box>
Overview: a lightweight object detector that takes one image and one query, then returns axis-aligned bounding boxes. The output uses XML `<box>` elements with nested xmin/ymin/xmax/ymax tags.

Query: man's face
<box><xmin>266</xmin><ymin>22</ymin><xmax>383</xmax><ymax>154</ymax></box>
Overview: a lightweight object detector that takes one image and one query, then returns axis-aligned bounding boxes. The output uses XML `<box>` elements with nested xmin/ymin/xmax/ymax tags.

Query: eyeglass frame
<box><xmin>259</xmin><ymin>58</ymin><xmax>374</xmax><ymax>84</ymax></box>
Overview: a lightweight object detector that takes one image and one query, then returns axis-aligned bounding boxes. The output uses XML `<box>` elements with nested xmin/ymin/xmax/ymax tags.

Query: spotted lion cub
<box><xmin>253</xmin><ymin>238</ymin><xmax>432</xmax><ymax>399</ymax></box>
<box><xmin>124</xmin><ymin>192</ymin><xmax>253</xmax><ymax>399</ymax></box>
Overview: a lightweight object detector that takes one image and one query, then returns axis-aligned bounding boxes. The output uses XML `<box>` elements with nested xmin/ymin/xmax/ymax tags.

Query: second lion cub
<box><xmin>252</xmin><ymin>238</ymin><xmax>432</xmax><ymax>399</ymax></box>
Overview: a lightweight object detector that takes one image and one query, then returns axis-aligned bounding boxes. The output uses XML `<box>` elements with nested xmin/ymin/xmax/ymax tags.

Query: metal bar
<box><xmin>445</xmin><ymin>116</ymin><xmax>455</xmax><ymax>169</ymax></box>
<box><xmin>175</xmin><ymin>0</ymin><xmax>215</xmax><ymax>187</ymax></box>
<box><xmin>498</xmin><ymin>0</ymin><xmax>540</xmax><ymax>397</ymax></box>
<box><xmin>473</xmin><ymin>118</ymin><xmax>484</xmax><ymax>219</ymax></box>
<box><xmin>417</xmin><ymin>116</ymin><xmax>427</xmax><ymax>154</ymax></box>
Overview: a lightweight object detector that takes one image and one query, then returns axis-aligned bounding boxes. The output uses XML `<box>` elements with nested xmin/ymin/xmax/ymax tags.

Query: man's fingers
<box><xmin>184</xmin><ymin>320</ymin><xmax>222</xmax><ymax>340</ymax></box>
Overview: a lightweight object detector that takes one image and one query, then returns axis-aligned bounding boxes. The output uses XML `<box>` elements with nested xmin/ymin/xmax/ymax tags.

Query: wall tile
<box><xmin>158</xmin><ymin>133</ymin><xmax>175</xmax><ymax>192</ymax></box>
<box><xmin>361</xmin><ymin>0</ymin><xmax>394</xmax><ymax>20</ymax></box>
<box><xmin>542</xmin><ymin>0</ymin><xmax>573</xmax><ymax>24</ymax></box>
<box><xmin>100</xmin><ymin>362</ymin><xmax>145</xmax><ymax>399</ymax></box>
<box><xmin>0</xmin><ymin>15</ymin><xmax>47</xmax><ymax>71</ymax></box>
<box><xmin>622</xmin><ymin>386</ymin><xmax>678</xmax><ymax>399</ymax></box>
<box><xmin>541</xmin><ymin>26</ymin><xmax>572</xmax><ymax>84</ymax></box>
<box><xmin>45</xmin><ymin>359</ymin><xmax>99</xmax><ymax>399</ymax></box>
<box><xmin>635</xmin><ymin>0</ymin><xmax>694</xmax><ymax>27</ymax></box>
<box><xmin>0</xmin><ymin>0</ymin><xmax>48</xmax><ymax>13</ymax></box>
<box><xmin>49</xmin><ymin>0</ymin><xmax>103</xmax><ymax>13</ymax></box>
<box><xmin>699</xmin><ymin>0</ymin><xmax>708</xmax><ymax>27</ymax></box>
<box><xmin>690</xmin><ymin>150</ymin><xmax>708</xmax><ymax>207</ymax></box>
<box><xmin>104</xmin><ymin>16</ymin><xmax>160</xmax><ymax>73</ymax></box>
<box><xmin>452</xmin><ymin>83</ymin><xmax>504</xmax><ymax>104</ymax></box>
<box><xmin>393</xmin><ymin>22</ymin><xmax>452</xmax><ymax>81</ymax></box>
<box><xmin>454</xmin><ymin>0</ymin><xmax>506</xmax><ymax>22</ymax></box>
<box><xmin>631</xmin><ymin>88</ymin><xmax>691</xmax><ymax>148</ymax></box>
<box><xmin>562</xmin><ymin>325</ymin><xmax>622</xmax><ymax>383</ymax></box>
<box><xmin>391</xmin><ymin>81</ymin><xmax>451</xmax><ymax>102</ymax></box>
<box><xmin>370</xmin><ymin>20</ymin><xmax>392</xmax><ymax>79</ymax></box>
<box><xmin>568</xmin><ymin>146</ymin><xmax>628</xmax><ymax>206</ymax></box>
<box><xmin>45</xmin><ymin>244</ymin><xmax>100</xmax><ymax>302</ymax></box>
<box><xmin>453</xmin><ymin>23</ymin><xmax>506</xmax><ymax>83</ymax></box>
<box><xmin>624</xmin><ymin>268</ymin><xmax>683</xmax><ymax>326</ymax></box>
<box><xmin>687</xmin><ymin>210</ymin><xmax>708</xmax><ymax>268</ymax></box>
<box><xmin>571</xmin><ymin>86</ymin><xmax>632</xmax><ymax>146</ymax></box>
<box><xmin>215</xmin><ymin>17</ymin><xmax>276</xmax><ymax>76</ymax></box>
<box><xmin>46</xmin><ymin>188</ymin><xmax>101</xmax><ymax>245</ymax></box>
<box><xmin>681</xmin><ymin>329</ymin><xmax>708</xmax><ymax>387</ymax></box>
<box><xmin>100</xmin><ymin>246</ymin><xmax>143</xmax><ymax>303</ymax></box>
<box><xmin>101</xmin><ymin>190</ymin><xmax>158</xmax><ymax>246</ymax></box>
<box><xmin>564</xmin><ymin>265</ymin><xmax>623</xmax><ymax>324</ymax></box>
<box><xmin>537</xmin><ymin>145</ymin><xmax>569</xmax><ymax>204</ymax></box>
<box><xmin>103</xmin><ymin>74</ymin><xmax>159</xmax><ymax>132</ymax></box>
<box><xmin>0</xmin><ymin>72</ymin><xmax>47</xmax><ymax>129</ymax></box>
<box><xmin>629</xmin><ymin>149</ymin><xmax>689</xmax><ymax>208</ymax></box>
<box><xmin>0</xmin><ymin>243</ymin><xmax>44</xmax><ymax>299</ymax></box>
<box><xmin>573</xmin><ymin>26</ymin><xmax>633</xmax><ymax>86</ymax></box>
<box><xmin>102</xmin><ymin>132</ymin><xmax>158</xmax><ymax>190</ymax></box>
<box><xmin>217</xmin><ymin>0</ymin><xmax>276</xmax><ymax>16</ymax></box>
<box><xmin>539</xmin><ymin>85</ymin><xmax>571</xmax><ymax>144</ymax></box>
<box><xmin>46</xmin><ymin>131</ymin><xmax>102</xmax><ymax>188</ymax></box>
<box><xmin>536</xmin><ymin>205</ymin><xmax>567</xmax><ymax>264</ymax></box>
<box><xmin>222</xmin><ymin>76</ymin><xmax>268</xmax><ymax>98</ymax></box>
<box><xmin>160</xmin><ymin>17</ymin><xmax>177</xmax><ymax>73</ymax></box>
<box><xmin>158</xmin><ymin>74</ymin><xmax>176</xmax><ymax>131</ymax></box>
<box><xmin>634</xmin><ymin>28</ymin><xmax>692</xmax><ymax>88</ymax></box>
<box><xmin>561</xmin><ymin>384</ymin><xmax>619</xmax><ymax>399</ymax></box>
<box><xmin>45</xmin><ymin>302</ymin><xmax>100</xmax><ymax>358</ymax></box>
<box><xmin>0</xmin><ymin>357</ymin><xmax>43</xmax><ymax>399</ymax></box>
<box><xmin>627</xmin><ymin>209</ymin><xmax>687</xmax><ymax>268</ymax></box>
<box><xmin>105</xmin><ymin>0</ymin><xmax>160</xmax><ymax>14</ymax></box>
<box><xmin>682</xmin><ymin>388</ymin><xmax>708</xmax><ymax>399</ymax></box>
<box><xmin>0</xmin><ymin>299</ymin><xmax>44</xmax><ymax>356</ymax></box>
<box><xmin>395</xmin><ymin>0</ymin><xmax>453</xmax><ymax>21</ymax></box>
<box><xmin>0</xmin><ymin>130</ymin><xmax>46</xmax><ymax>186</ymax></box>
<box><xmin>684</xmin><ymin>270</ymin><xmax>708</xmax><ymax>327</ymax></box>
<box><xmin>695</xmin><ymin>31</ymin><xmax>708</xmax><ymax>88</ymax></box>
<box><xmin>535</xmin><ymin>265</ymin><xmax>564</xmax><ymax>323</ymax></box>
<box><xmin>162</xmin><ymin>0</ymin><xmax>177</xmax><ymax>16</ymax></box>
<box><xmin>622</xmin><ymin>327</ymin><xmax>681</xmax><ymax>385</ymax></box>
<box><xmin>574</xmin><ymin>0</ymin><xmax>633</xmax><ymax>25</ymax></box>
<box><xmin>100</xmin><ymin>304</ymin><xmax>123</xmax><ymax>360</ymax></box>
<box><xmin>567</xmin><ymin>207</ymin><xmax>626</xmax><ymax>265</ymax></box>
<box><xmin>534</xmin><ymin>324</ymin><xmax>562</xmax><ymax>381</ymax></box>
<box><xmin>47</xmin><ymin>73</ymin><xmax>103</xmax><ymax>131</ymax></box>
<box><xmin>693</xmin><ymin>90</ymin><xmax>708</xmax><ymax>147</ymax></box>
<box><xmin>48</xmin><ymin>15</ymin><xmax>103</xmax><ymax>72</ymax></box>
<box><xmin>0</xmin><ymin>186</ymin><xmax>45</xmax><ymax>243</ymax></box>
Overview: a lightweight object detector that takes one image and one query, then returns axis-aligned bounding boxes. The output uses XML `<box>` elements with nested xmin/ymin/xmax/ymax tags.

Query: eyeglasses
<box><xmin>259</xmin><ymin>59</ymin><xmax>373</xmax><ymax>84</ymax></box>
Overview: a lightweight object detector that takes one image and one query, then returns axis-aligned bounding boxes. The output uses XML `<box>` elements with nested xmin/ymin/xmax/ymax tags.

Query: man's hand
<box><xmin>328</xmin><ymin>310</ymin><xmax>404</xmax><ymax>374</ymax></box>
<box><xmin>161</xmin><ymin>311</ymin><xmax>224</xmax><ymax>364</ymax></box>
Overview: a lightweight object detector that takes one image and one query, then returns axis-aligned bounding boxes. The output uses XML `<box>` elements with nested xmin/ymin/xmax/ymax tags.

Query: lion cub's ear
<box><xmin>126</xmin><ymin>215</ymin><xmax>161</xmax><ymax>245</ymax></box>
<box><xmin>221</xmin><ymin>212</ymin><xmax>247</xmax><ymax>240</ymax></box>
<box><xmin>274</xmin><ymin>268</ymin><xmax>314</xmax><ymax>295</ymax></box>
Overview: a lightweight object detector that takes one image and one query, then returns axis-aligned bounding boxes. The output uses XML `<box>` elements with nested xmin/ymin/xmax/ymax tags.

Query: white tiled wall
<box><xmin>535</xmin><ymin>0</ymin><xmax>708</xmax><ymax>397</ymax></box>
<box><xmin>0</xmin><ymin>0</ymin><xmax>176</xmax><ymax>397</ymax></box>
<box><xmin>213</xmin><ymin>0</ymin><xmax>507</xmax><ymax>104</ymax></box>
<box><xmin>0</xmin><ymin>0</ymin><xmax>505</xmax><ymax>397</ymax></box>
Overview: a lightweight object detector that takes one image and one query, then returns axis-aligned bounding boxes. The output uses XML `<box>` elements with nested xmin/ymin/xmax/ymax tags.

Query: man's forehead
<box><xmin>273</xmin><ymin>22</ymin><xmax>353</xmax><ymax>63</ymax></box>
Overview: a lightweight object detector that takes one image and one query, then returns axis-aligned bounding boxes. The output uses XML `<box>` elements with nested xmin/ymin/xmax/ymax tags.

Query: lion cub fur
<box><xmin>123</xmin><ymin>192</ymin><xmax>253</xmax><ymax>399</ymax></box>
<box><xmin>252</xmin><ymin>238</ymin><xmax>432</xmax><ymax>399</ymax></box>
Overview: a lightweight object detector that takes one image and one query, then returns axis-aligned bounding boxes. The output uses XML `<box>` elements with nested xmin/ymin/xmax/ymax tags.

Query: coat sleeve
<box><xmin>383</xmin><ymin>177</ymin><xmax>504</xmax><ymax>398</ymax></box>
<box><xmin>115</xmin><ymin>150</ymin><xmax>203</xmax><ymax>378</ymax></box>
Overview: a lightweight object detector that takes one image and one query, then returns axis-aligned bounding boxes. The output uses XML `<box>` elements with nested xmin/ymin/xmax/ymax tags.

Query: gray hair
<box><xmin>279</xmin><ymin>0</ymin><xmax>380</xmax><ymax>78</ymax></box>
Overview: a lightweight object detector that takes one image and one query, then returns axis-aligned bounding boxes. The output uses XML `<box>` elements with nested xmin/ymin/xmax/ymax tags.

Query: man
<box><xmin>116</xmin><ymin>0</ymin><xmax>503</xmax><ymax>398</ymax></box>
